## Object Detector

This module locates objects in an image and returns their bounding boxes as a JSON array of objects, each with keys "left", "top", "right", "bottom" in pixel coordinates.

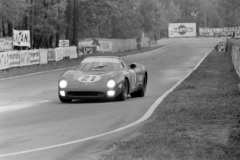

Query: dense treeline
[{"left": 0, "top": 0, "right": 239, "bottom": 48}]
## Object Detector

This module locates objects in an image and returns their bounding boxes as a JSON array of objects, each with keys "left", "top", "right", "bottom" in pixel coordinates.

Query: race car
[{"left": 58, "top": 56, "right": 148, "bottom": 103}]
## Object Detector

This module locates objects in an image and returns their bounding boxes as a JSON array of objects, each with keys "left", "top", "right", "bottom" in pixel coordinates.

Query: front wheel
[
  {"left": 117, "top": 79, "right": 129, "bottom": 101},
  {"left": 59, "top": 95, "right": 72, "bottom": 103}
]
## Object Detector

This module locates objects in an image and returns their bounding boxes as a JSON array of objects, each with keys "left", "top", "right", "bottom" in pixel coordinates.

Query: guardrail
[
  {"left": 0, "top": 46, "right": 77, "bottom": 71},
  {"left": 0, "top": 37, "right": 174, "bottom": 71}
]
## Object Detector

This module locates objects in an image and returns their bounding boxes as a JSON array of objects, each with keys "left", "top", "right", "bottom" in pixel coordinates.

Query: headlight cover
[
  {"left": 107, "top": 79, "right": 116, "bottom": 88},
  {"left": 59, "top": 79, "right": 68, "bottom": 88}
]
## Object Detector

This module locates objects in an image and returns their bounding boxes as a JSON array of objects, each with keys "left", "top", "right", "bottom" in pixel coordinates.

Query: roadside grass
[
  {"left": 104, "top": 50, "right": 240, "bottom": 160},
  {"left": 0, "top": 46, "right": 162, "bottom": 79}
]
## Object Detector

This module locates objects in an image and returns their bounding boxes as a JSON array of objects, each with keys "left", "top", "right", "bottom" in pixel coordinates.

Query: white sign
[
  {"left": 0, "top": 52, "right": 9, "bottom": 70},
  {"left": 84, "top": 46, "right": 93, "bottom": 54},
  {"left": 168, "top": 23, "right": 196, "bottom": 38},
  {"left": 0, "top": 39, "right": 12, "bottom": 52},
  {"left": 8, "top": 51, "right": 20, "bottom": 67},
  {"left": 78, "top": 40, "right": 113, "bottom": 52},
  {"left": 59, "top": 40, "right": 69, "bottom": 47},
  {"left": 98, "top": 41, "right": 112, "bottom": 52},
  {"left": 13, "top": 30, "right": 31, "bottom": 47},
  {"left": 199, "top": 27, "right": 240, "bottom": 38},
  {"left": 55, "top": 48, "right": 63, "bottom": 61},
  {"left": 20, "top": 50, "right": 40, "bottom": 66}
]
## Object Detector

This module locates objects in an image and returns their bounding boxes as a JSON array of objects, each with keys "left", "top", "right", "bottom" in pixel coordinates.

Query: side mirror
[{"left": 129, "top": 63, "right": 137, "bottom": 69}]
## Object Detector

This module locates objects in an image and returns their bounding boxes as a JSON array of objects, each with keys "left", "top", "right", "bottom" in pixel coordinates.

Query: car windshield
[{"left": 77, "top": 58, "right": 123, "bottom": 72}]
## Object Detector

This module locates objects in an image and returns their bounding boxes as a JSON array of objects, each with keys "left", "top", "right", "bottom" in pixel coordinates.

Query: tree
[
  {"left": 139, "top": 0, "right": 164, "bottom": 33},
  {"left": 164, "top": 0, "right": 181, "bottom": 23},
  {"left": 218, "top": 0, "right": 240, "bottom": 27},
  {"left": 108, "top": 0, "right": 142, "bottom": 39},
  {"left": 197, "top": 0, "right": 222, "bottom": 28},
  {"left": 0, "top": 0, "right": 27, "bottom": 37},
  {"left": 31, "top": 0, "right": 67, "bottom": 48}
]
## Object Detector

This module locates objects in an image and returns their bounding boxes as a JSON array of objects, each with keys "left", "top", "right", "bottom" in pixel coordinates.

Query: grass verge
[
  {"left": 0, "top": 46, "right": 162, "bottom": 79},
  {"left": 104, "top": 50, "right": 240, "bottom": 160}
]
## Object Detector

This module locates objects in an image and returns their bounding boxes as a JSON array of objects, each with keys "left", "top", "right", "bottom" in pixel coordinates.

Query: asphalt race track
[{"left": 0, "top": 38, "right": 221, "bottom": 160}]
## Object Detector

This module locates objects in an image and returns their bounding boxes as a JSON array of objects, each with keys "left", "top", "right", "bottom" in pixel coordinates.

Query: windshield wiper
[{"left": 90, "top": 65, "right": 108, "bottom": 70}]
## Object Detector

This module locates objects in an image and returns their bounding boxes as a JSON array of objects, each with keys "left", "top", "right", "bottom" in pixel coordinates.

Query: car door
[{"left": 120, "top": 60, "right": 137, "bottom": 92}]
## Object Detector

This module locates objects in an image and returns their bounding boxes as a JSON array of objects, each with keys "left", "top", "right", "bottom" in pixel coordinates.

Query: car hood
[
  {"left": 62, "top": 70, "right": 116, "bottom": 81},
  {"left": 60, "top": 70, "right": 121, "bottom": 90}
]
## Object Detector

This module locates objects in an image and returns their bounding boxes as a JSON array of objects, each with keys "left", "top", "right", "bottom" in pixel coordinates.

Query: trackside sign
[
  {"left": 168, "top": 23, "right": 196, "bottom": 38},
  {"left": 13, "top": 30, "right": 31, "bottom": 47}
]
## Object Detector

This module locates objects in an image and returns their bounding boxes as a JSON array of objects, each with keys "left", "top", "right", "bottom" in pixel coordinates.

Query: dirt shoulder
[{"left": 103, "top": 50, "right": 240, "bottom": 160}]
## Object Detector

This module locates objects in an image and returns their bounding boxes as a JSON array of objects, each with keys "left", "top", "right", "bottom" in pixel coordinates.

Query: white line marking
[
  {"left": 0, "top": 100, "right": 50, "bottom": 113},
  {"left": 0, "top": 49, "right": 212, "bottom": 158}
]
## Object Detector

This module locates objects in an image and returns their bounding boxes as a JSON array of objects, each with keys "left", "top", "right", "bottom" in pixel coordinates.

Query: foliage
[
  {"left": 0, "top": 0, "right": 27, "bottom": 36},
  {"left": 0, "top": 0, "right": 239, "bottom": 47},
  {"left": 32, "top": 0, "right": 67, "bottom": 48},
  {"left": 218, "top": 0, "right": 240, "bottom": 27},
  {"left": 198, "top": 0, "right": 223, "bottom": 27},
  {"left": 0, "top": 0, "right": 27, "bottom": 25}
]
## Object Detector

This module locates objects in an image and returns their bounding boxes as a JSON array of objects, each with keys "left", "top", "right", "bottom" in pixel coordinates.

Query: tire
[
  {"left": 117, "top": 79, "right": 129, "bottom": 101},
  {"left": 59, "top": 95, "right": 72, "bottom": 103},
  {"left": 131, "top": 76, "right": 147, "bottom": 97}
]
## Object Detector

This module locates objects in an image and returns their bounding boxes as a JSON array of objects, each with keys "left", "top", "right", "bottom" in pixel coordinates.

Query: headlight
[
  {"left": 59, "top": 79, "right": 68, "bottom": 88},
  {"left": 107, "top": 79, "right": 116, "bottom": 88}
]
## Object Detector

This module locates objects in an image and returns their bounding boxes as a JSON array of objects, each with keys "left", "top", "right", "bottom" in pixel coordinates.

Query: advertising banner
[
  {"left": 62, "top": 46, "right": 77, "bottom": 59},
  {"left": 55, "top": 48, "right": 63, "bottom": 61},
  {"left": 98, "top": 41, "right": 112, "bottom": 52},
  {"left": 199, "top": 27, "right": 240, "bottom": 37},
  {"left": 39, "top": 49, "right": 48, "bottom": 64},
  {"left": 8, "top": 51, "right": 20, "bottom": 67},
  {"left": 47, "top": 49, "right": 56, "bottom": 61},
  {"left": 20, "top": 50, "right": 40, "bottom": 66},
  {"left": 0, "top": 52, "right": 9, "bottom": 70},
  {"left": 62, "top": 47, "right": 71, "bottom": 58},
  {"left": 78, "top": 41, "right": 92, "bottom": 48},
  {"left": 20, "top": 50, "right": 31, "bottom": 66},
  {"left": 59, "top": 40, "right": 70, "bottom": 47},
  {"left": 168, "top": 23, "right": 196, "bottom": 38},
  {"left": 78, "top": 40, "right": 112, "bottom": 52},
  {"left": 29, "top": 50, "right": 40, "bottom": 64},
  {"left": 0, "top": 38, "right": 13, "bottom": 52},
  {"left": 84, "top": 46, "right": 93, "bottom": 54},
  {"left": 13, "top": 29, "right": 31, "bottom": 47}
]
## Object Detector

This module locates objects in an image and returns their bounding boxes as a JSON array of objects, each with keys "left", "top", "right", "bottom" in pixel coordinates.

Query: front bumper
[{"left": 58, "top": 86, "right": 123, "bottom": 100}]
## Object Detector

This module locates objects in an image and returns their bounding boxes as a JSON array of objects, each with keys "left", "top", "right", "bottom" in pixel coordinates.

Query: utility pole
[
  {"left": 31, "top": 0, "right": 34, "bottom": 49},
  {"left": 72, "top": 0, "right": 79, "bottom": 46},
  {"left": 204, "top": 9, "right": 207, "bottom": 28},
  {"left": 28, "top": 0, "right": 30, "bottom": 30}
]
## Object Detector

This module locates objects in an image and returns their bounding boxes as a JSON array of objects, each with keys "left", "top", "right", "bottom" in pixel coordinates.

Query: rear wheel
[
  {"left": 117, "top": 79, "right": 129, "bottom": 101},
  {"left": 131, "top": 76, "right": 147, "bottom": 97},
  {"left": 59, "top": 95, "right": 72, "bottom": 103}
]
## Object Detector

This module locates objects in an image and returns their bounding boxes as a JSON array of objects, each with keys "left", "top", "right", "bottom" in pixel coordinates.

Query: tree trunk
[
  {"left": 55, "top": 31, "right": 59, "bottom": 47},
  {"left": 2, "top": 20, "right": 6, "bottom": 37},
  {"left": 66, "top": 0, "right": 73, "bottom": 41},
  {"left": 72, "top": 0, "right": 79, "bottom": 46},
  {"left": 7, "top": 22, "right": 13, "bottom": 37}
]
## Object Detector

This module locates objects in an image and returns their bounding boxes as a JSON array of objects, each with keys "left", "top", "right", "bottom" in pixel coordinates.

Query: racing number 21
[
  {"left": 78, "top": 75, "right": 101, "bottom": 82},
  {"left": 82, "top": 76, "right": 96, "bottom": 82}
]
